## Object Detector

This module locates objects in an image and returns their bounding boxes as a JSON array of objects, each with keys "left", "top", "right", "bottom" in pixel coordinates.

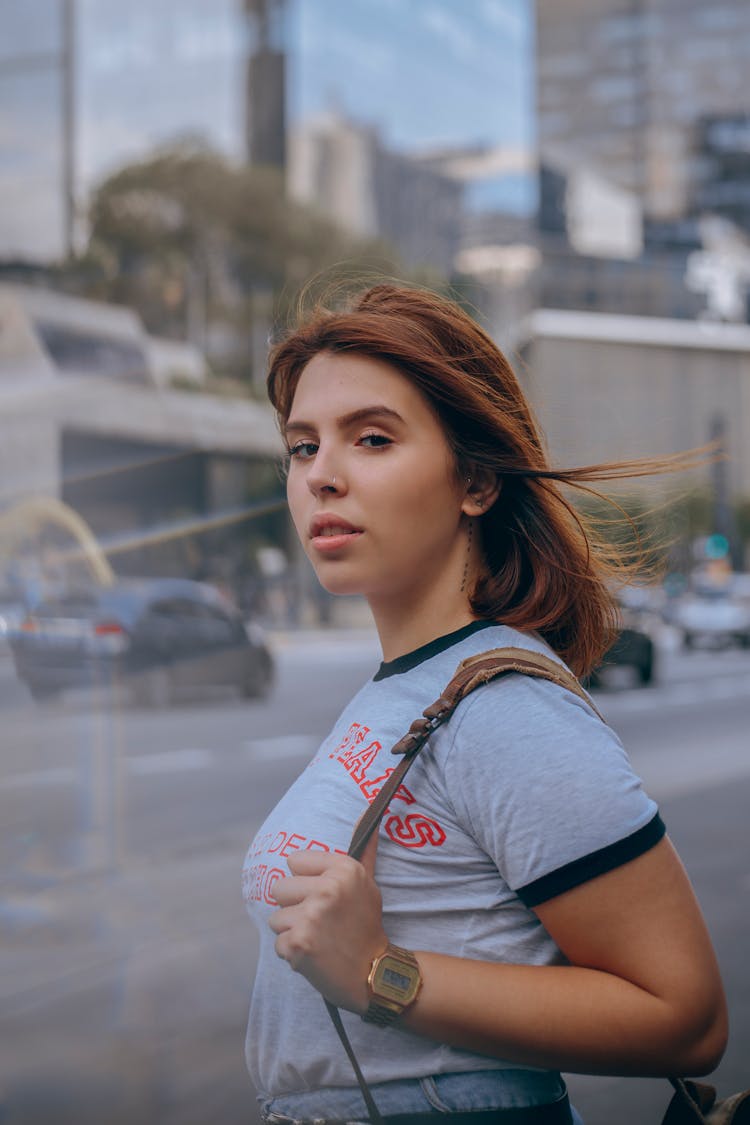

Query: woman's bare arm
[
  {"left": 269, "top": 835, "right": 727, "bottom": 1078},
  {"left": 402, "top": 838, "right": 727, "bottom": 1076}
]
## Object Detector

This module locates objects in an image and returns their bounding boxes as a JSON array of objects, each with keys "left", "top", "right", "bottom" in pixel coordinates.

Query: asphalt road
[{"left": 0, "top": 631, "right": 748, "bottom": 1125}]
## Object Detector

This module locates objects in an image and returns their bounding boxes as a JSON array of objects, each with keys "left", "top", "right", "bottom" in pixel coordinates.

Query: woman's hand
[{"left": 268, "top": 830, "right": 388, "bottom": 1013}]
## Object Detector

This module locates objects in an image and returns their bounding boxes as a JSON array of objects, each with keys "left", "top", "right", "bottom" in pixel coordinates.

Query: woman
[{"left": 242, "top": 284, "right": 727, "bottom": 1125}]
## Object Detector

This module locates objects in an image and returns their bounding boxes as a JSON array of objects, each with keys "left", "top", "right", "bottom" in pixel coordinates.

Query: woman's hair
[{"left": 267, "top": 283, "right": 691, "bottom": 676}]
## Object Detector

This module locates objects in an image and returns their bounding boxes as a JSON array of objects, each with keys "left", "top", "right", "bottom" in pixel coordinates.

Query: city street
[{"left": 1, "top": 629, "right": 748, "bottom": 1125}]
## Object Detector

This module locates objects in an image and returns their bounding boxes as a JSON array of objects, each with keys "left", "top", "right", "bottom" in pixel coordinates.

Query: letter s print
[{"left": 383, "top": 813, "right": 446, "bottom": 849}]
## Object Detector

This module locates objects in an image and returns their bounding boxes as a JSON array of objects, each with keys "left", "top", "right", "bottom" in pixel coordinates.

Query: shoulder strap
[
  {"left": 348, "top": 646, "right": 602, "bottom": 861},
  {"left": 326, "top": 646, "right": 602, "bottom": 1124}
]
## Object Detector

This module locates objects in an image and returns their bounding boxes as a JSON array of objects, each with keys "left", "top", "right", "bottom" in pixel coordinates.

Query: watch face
[
  {"left": 372, "top": 955, "right": 420, "bottom": 1004},
  {"left": 382, "top": 965, "right": 412, "bottom": 991}
]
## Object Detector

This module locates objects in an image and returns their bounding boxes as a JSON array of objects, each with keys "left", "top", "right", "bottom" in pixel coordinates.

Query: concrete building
[
  {"left": 536, "top": 0, "right": 750, "bottom": 225},
  {"left": 244, "top": 0, "right": 287, "bottom": 170},
  {"left": 0, "top": 285, "right": 284, "bottom": 587},
  {"left": 516, "top": 308, "right": 750, "bottom": 502},
  {"left": 535, "top": 0, "right": 750, "bottom": 321},
  {"left": 287, "top": 111, "right": 464, "bottom": 275}
]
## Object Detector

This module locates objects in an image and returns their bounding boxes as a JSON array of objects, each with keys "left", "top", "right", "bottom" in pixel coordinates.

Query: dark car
[
  {"left": 10, "top": 577, "right": 274, "bottom": 706},
  {"left": 585, "top": 624, "right": 656, "bottom": 689}
]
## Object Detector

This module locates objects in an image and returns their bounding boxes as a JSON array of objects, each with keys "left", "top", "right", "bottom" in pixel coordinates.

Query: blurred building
[
  {"left": 244, "top": 0, "right": 287, "bottom": 170},
  {"left": 0, "top": 284, "right": 282, "bottom": 579},
  {"left": 535, "top": 0, "right": 750, "bottom": 321},
  {"left": 288, "top": 110, "right": 464, "bottom": 275},
  {"left": 517, "top": 308, "right": 750, "bottom": 502}
]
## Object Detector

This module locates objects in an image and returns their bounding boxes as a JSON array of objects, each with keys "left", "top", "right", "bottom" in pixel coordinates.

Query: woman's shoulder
[
  {"left": 445, "top": 623, "right": 576, "bottom": 693},
  {"left": 437, "top": 625, "right": 614, "bottom": 762}
]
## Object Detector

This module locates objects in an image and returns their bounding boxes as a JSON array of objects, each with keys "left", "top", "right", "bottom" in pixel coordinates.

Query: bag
[
  {"left": 663, "top": 1079, "right": 750, "bottom": 1124},
  {"left": 322, "top": 646, "right": 748, "bottom": 1125}
]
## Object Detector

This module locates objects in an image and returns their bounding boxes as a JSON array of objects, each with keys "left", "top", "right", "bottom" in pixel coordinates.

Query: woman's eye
[
  {"left": 359, "top": 432, "right": 392, "bottom": 449},
  {"left": 288, "top": 441, "right": 318, "bottom": 460}
]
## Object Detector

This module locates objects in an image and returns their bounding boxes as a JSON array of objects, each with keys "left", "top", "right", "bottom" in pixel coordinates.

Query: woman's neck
[{"left": 369, "top": 586, "right": 479, "bottom": 663}]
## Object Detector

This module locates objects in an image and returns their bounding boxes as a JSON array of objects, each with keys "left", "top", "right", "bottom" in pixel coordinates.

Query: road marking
[
  {"left": 128, "top": 749, "right": 214, "bottom": 774},
  {"left": 0, "top": 749, "right": 215, "bottom": 790},
  {"left": 242, "top": 734, "right": 319, "bottom": 761},
  {"left": 0, "top": 766, "right": 77, "bottom": 791}
]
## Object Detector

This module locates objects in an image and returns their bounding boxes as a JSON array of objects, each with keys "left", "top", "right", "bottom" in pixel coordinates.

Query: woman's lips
[
  {"left": 310, "top": 528, "right": 363, "bottom": 553},
  {"left": 308, "top": 514, "right": 363, "bottom": 553}
]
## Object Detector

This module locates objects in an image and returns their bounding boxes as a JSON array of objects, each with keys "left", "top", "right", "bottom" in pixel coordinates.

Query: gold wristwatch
[{"left": 362, "top": 943, "right": 422, "bottom": 1027}]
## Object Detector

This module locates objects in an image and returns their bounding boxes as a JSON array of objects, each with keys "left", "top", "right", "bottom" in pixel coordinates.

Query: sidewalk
[{"left": 1, "top": 836, "right": 262, "bottom": 1125}]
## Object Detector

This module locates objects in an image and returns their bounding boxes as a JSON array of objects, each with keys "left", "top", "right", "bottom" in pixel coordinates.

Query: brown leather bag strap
[{"left": 348, "top": 646, "right": 602, "bottom": 860}]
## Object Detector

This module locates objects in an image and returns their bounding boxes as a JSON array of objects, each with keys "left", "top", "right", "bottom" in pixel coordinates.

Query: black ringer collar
[{"left": 373, "top": 620, "right": 498, "bottom": 681}]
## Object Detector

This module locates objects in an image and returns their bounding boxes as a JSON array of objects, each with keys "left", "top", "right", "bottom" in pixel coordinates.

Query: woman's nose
[{"left": 306, "top": 457, "right": 344, "bottom": 498}]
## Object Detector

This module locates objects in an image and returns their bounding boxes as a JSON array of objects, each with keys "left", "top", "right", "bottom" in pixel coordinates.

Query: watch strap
[{"left": 363, "top": 996, "right": 403, "bottom": 1026}]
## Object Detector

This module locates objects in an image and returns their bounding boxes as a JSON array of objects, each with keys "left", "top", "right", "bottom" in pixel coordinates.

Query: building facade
[
  {"left": 244, "top": 0, "right": 287, "bottom": 170},
  {"left": 536, "top": 0, "right": 750, "bottom": 225},
  {"left": 287, "top": 111, "right": 464, "bottom": 275},
  {"left": 535, "top": 0, "right": 750, "bottom": 320},
  {"left": 517, "top": 308, "right": 750, "bottom": 503}
]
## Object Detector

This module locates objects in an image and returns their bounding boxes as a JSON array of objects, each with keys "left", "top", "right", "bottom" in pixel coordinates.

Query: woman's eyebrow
[{"left": 284, "top": 405, "right": 406, "bottom": 436}]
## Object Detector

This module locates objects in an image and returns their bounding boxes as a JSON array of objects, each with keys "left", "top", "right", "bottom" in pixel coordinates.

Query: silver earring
[{"left": 331, "top": 476, "right": 336, "bottom": 486}]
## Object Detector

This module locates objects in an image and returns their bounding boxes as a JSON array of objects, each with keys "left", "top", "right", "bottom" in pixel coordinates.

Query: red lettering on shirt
[
  {"left": 383, "top": 813, "right": 447, "bottom": 849},
  {"left": 344, "top": 741, "right": 382, "bottom": 784},
  {"left": 330, "top": 722, "right": 370, "bottom": 760},
  {"left": 279, "top": 832, "right": 306, "bottom": 858},
  {"left": 263, "top": 867, "right": 285, "bottom": 904},
  {"left": 360, "top": 767, "right": 415, "bottom": 805},
  {"left": 243, "top": 862, "right": 286, "bottom": 903},
  {"left": 267, "top": 831, "right": 287, "bottom": 854},
  {"left": 246, "top": 711, "right": 449, "bottom": 879}
]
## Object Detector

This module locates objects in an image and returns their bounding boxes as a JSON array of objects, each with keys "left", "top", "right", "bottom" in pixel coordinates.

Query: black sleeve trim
[{"left": 516, "top": 812, "right": 666, "bottom": 908}]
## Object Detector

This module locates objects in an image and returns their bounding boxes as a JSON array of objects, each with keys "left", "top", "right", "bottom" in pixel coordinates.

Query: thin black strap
[
  {"left": 325, "top": 647, "right": 601, "bottom": 1122},
  {"left": 324, "top": 999, "right": 386, "bottom": 1125}
]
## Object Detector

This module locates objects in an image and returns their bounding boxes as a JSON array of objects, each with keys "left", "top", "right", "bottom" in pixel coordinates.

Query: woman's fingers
[
  {"left": 286, "top": 850, "right": 342, "bottom": 877},
  {"left": 270, "top": 873, "right": 327, "bottom": 908},
  {"left": 264, "top": 843, "right": 387, "bottom": 1011},
  {"left": 267, "top": 903, "right": 298, "bottom": 934},
  {"left": 272, "top": 850, "right": 377, "bottom": 908}
]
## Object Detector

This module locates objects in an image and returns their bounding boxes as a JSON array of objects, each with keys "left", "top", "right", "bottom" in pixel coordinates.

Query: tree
[{"left": 70, "top": 140, "right": 401, "bottom": 382}]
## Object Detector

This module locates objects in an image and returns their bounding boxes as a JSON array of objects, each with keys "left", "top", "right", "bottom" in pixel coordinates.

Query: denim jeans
[{"left": 260, "top": 1069, "right": 584, "bottom": 1124}]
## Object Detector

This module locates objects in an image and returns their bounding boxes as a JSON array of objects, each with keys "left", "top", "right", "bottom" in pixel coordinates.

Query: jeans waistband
[{"left": 263, "top": 1091, "right": 574, "bottom": 1125}]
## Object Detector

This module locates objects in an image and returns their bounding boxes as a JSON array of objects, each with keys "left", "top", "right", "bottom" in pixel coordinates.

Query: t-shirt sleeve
[{"left": 442, "top": 672, "right": 665, "bottom": 907}]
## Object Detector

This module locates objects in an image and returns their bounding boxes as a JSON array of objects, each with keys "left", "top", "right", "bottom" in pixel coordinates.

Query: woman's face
[{"left": 284, "top": 351, "right": 469, "bottom": 604}]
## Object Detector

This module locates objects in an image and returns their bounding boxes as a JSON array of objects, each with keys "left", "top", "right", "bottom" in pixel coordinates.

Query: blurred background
[{"left": 0, "top": 2, "right": 748, "bottom": 1123}]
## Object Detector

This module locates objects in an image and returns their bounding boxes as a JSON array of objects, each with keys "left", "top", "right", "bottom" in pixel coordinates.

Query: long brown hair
[{"left": 267, "top": 283, "right": 691, "bottom": 676}]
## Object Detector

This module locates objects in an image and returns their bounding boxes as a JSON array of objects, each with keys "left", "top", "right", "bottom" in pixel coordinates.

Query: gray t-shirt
[{"left": 243, "top": 622, "right": 663, "bottom": 1097}]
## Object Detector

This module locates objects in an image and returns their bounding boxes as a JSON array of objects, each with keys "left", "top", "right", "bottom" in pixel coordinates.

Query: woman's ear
[{"left": 461, "top": 467, "right": 501, "bottom": 516}]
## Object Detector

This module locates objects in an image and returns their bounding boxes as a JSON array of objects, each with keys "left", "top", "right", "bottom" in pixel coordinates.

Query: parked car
[
  {"left": 9, "top": 577, "right": 274, "bottom": 705},
  {"left": 0, "top": 592, "right": 26, "bottom": 664},
  {"left": 0, "top": 592, "right": 26, "bottom": 638},
  {"left": 669, "top": 588, "right": 750, "bottom": 650},
  {"left": 585, "top": 622, "right": 656, "bottom": 689}
]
